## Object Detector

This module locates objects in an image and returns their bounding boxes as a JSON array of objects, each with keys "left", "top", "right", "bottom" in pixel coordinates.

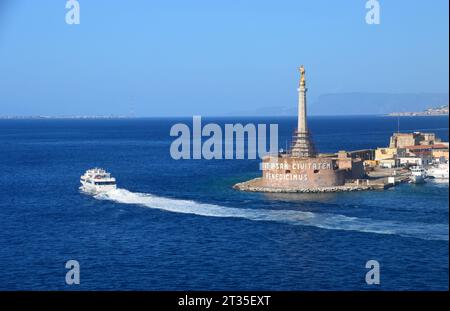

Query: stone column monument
[{"left": 291, "top": 65, "right": 316, "bottom": 158}]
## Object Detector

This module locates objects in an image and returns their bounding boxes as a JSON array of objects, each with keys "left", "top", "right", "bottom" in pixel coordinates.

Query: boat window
[{"left": 94, "top": 181, "right": 116, "bottom": 185}]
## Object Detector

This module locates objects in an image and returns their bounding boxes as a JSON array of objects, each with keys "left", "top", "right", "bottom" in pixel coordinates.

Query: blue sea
[{"left": 0, "top": 116, "right": 448, "bottom": 290}]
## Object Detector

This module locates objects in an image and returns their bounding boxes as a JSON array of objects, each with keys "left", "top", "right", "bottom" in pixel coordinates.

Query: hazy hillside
[
  {"left": 230, "top": 92, "right": 449, "bottom": 116},
  {"left": 309, "top": 93, "right": 450, "bottom": 115}
]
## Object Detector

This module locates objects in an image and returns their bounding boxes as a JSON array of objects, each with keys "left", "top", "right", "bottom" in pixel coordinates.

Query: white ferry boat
[
  {"left": 409, "top": 166, "right": 426, "bottom": 184},
  {"left": 427, "top": 162, "right": 449, "bottom": 180},
  {"left": 80, "top": 168, "right": 116, "bottom": 194}
]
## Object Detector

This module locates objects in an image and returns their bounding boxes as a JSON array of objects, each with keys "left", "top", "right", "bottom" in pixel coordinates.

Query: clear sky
[{"left": 0, "top": 0, "right": 448, "bottom": 116}]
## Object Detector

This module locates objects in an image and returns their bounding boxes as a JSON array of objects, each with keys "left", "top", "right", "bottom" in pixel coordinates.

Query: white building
[{"left": 398, "top": 156, "right": 432, "bottom": 167}]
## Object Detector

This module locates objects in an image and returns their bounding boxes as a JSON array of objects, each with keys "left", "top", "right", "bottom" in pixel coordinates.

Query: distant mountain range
[
  {"left": 2, "top": 93, "right": 448, "bottom": 118},
  {"left": 232, "top": 92, "right": 449, "bottom": 116},
  {"left": 310, "top": 92, "right": 449, "bottom": 115}
]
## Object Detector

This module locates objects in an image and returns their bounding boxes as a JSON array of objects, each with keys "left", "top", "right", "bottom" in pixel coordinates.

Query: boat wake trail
[{"left": 95, "top": 189, "right": 449, "bottom": 241}]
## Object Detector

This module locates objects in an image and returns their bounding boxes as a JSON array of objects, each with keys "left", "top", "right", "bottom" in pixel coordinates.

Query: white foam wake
[{"left": 95, "top": 189, "right": 449, "bottom": 241}]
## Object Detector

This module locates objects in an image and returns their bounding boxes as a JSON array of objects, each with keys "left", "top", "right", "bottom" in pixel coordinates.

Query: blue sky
[{"left": 0, "top": 0, "right": 448, "bottom": 116}]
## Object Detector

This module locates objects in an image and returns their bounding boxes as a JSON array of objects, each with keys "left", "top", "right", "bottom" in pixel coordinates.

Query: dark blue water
[{"left": 0, "top": 116, "right": 448, "bottom": 290}]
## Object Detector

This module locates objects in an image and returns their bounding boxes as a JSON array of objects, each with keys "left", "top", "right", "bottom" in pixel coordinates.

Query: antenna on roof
[{"left": 397, "top": 116, "right": 400, "bottom": 133}]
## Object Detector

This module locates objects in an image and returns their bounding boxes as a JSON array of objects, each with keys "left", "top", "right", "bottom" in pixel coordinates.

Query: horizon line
[{"left": 0, "top": 114, "right": 449, "bottom": 119}]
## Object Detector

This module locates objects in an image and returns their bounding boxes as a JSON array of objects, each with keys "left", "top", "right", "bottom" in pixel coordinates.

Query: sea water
[{"left": 0, "top": 116, "right": 448, "bottom": 290}]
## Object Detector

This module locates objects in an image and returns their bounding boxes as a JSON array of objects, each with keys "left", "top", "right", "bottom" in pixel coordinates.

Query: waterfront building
[
  {"left": 376, "top": 134, "right": 448, "bottom": 168},
  {"left": 378, "top": 158, "right": 398, "bottom": 169},
  {"left": 398, "top": 156, "right": 432, "bottom": 167},
  {"left": 432, "top": 147, "right": 449, "bottom": 161},
  {"left": 389, "top": 132, "right": 442, "bottom": 149},
  {"left": 375, "top": 147, "right": 400, "bottom": 161}
]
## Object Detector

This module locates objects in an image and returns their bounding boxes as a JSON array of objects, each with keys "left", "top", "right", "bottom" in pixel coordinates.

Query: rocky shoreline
[{"left": 233, "top": 178, "right": 383, "bottom": 193}]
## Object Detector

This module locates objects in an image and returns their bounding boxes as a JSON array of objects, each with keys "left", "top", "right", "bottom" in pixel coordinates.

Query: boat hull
[
  {"left": 410, "top": 175, "right": 426, "bottom": 184},
  {"left": 427, "top": 171, "right": 449, "bottom": 180}
]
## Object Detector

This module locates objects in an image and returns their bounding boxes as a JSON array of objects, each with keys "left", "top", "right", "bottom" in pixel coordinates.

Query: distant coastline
[
  {"left": 1, "top": 111, "right": 449, "bottom": 120},
  {"left": 387, "top": 105, "right": 449, "bottom": 117},
  {"left": 0, "top": 115, "right": 132, "bottom": 120}
]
